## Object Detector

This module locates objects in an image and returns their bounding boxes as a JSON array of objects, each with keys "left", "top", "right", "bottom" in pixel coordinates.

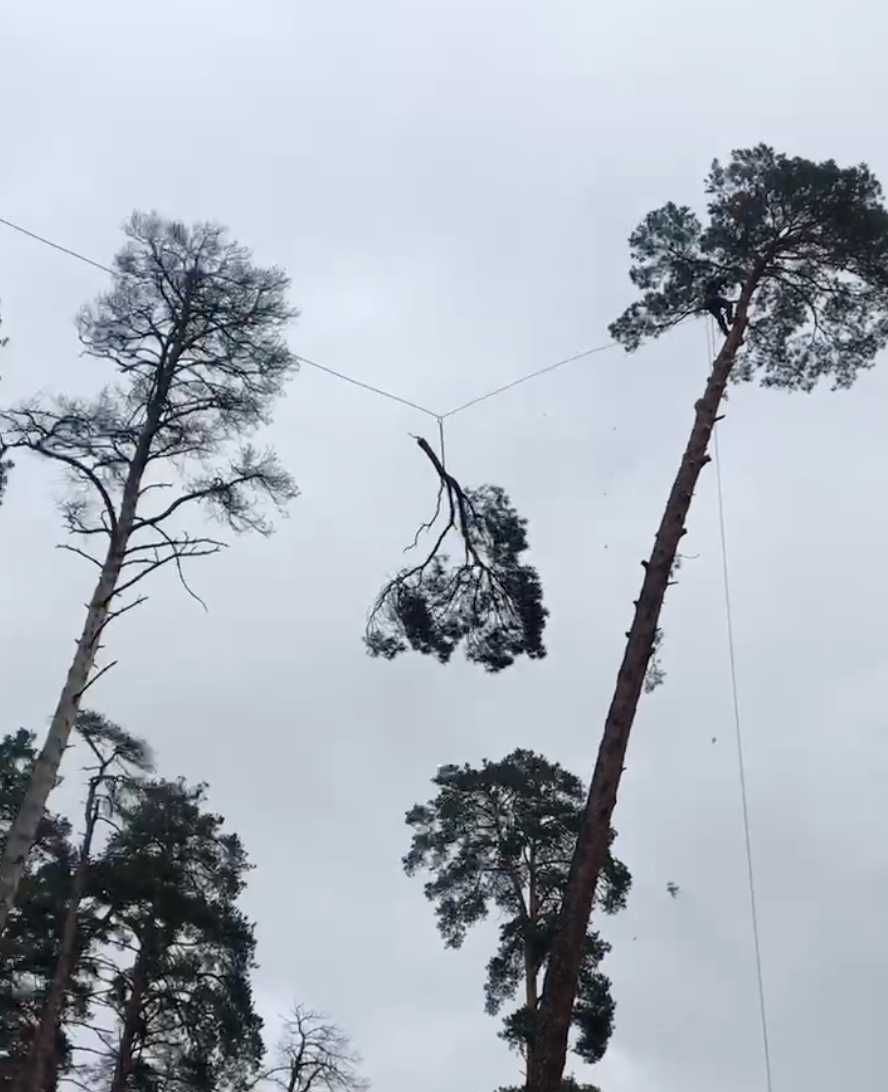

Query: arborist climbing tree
[
  {"left": 702, "top": 276, "right": 736, "bottom": 336},
  {"left": 526, "top": 144, "right": 888, "bottom": 1092}
]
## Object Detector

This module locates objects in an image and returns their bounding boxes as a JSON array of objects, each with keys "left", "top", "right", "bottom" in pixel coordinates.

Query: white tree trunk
[
  {"left": 0, "top": 351, "right": 171, "bottom": 933},
  {"left": 0, "top": 556, "right": 121, "bottom": 931}
]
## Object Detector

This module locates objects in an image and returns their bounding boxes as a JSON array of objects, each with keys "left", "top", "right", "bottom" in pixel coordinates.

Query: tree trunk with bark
[
  {"left": 16, "top": 781, "right": 101, "bottom": 1092},
  {"left": 0, "top": 564, "right": 119, "bottom": 932},
  {"left": 0, "top": 364, "right": 175, "bottom": 932},
  {"left": 109, "top": 927, "right": 153, "bottom": 1092},
  {"left": 524, "top": 861, "right": 539, "bottom": 1090},
  {"left": 527, "top": 275, "right": 760, "bottom": 1092},
  {"left": 524, "top": 941, "right": 539, "bottom": 1091},
  {"left": 0, "top": 228, "right": 297, "bottom": 934}
]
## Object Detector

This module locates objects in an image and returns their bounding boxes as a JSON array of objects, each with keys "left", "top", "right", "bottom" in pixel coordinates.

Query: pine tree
[
  {"left": 85, "top": 779, "right": 263, "bottom": 1092},
  {"left": 0, "top": 213, "right": 298, "bottom": 929},
  {"left": 0, "top": 731, "right": 77, "bottom": 1088},
  {"left": 529, "top": 145, "right": 888, "bottom": 1092},
  {"left": 404, "top": 750, "right": 630, "bottom": 1088},
  {"left": 18, "top": 713, "right": 152, "bottom": 1092}
]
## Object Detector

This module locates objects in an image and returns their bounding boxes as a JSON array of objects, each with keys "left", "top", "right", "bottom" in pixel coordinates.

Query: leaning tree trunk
[
  {"left": 0, "top": 372, "right": 172, "bottom": 932},
  {"left": 527, "top": 276, "right": 760, "bottom": 1092},
  {"left": 17, "top": 784, "right": 101, "bottom": 1092},
  {"left": 0, "top": 554, "right": 122, "bottom": 933}
]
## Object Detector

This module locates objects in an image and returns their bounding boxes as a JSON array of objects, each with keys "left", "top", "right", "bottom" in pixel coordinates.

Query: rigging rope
[
  {"left": 0, "top": 213, "right": 616, "bottom": 423},
  {"left": 437, "top": 417, "right": 446, "bottom": 469},
  {"left": 292, "top": 352, "right": 440, "bottom": 418},
  {"left": 707, "top": 318, "right": 775, "bottom": 1092},
  {"left": 440, "top": 343, "right": 617, "bottom": 418}
]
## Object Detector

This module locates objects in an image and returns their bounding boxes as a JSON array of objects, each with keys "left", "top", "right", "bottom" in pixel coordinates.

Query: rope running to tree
[
  {"left": 707, "top": 316, "right": 774, "bottom": 1092},
  {"left": 0, "top": 214, "right": 618, "bottom": 423}
]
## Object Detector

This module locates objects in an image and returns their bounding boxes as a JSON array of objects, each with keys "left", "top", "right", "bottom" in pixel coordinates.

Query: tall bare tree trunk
[
  {"left": 17, "top": 783, "right": 100, "bottom": 1092},
  {"left": 524, "top": 941, "right": 539, "bottom": 1092},
  {"left": 109, "top": 932, "right": 152, "bottom": 1092},
  {"left": 524, "top": 863, "right": 539, "bottom": 1091},
  {"left": 0, "top": 560, "right": 120, "bottom": 932},
  {"left": 527, "top": 280, "right": 759, "bottom": 1092},
  {"left": 0, "top": 362, "right": 176, "bottom": 933}
]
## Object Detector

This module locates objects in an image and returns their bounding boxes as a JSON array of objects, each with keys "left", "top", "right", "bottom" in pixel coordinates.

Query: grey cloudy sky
[{"left": 2, "top": 1, "right": 887, "bottom": 1089}]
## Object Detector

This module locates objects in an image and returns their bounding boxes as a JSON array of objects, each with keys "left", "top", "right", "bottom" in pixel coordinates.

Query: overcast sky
[{"left": 3, "top": 2, "right": 888, "bottom": 1090}]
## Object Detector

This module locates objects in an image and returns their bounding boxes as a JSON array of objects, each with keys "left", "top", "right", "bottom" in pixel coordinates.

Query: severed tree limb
[{"left": 365, "top": 436, "right": 547, "bottom": 672}]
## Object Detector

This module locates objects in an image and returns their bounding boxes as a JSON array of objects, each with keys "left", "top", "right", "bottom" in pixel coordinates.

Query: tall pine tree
[
  {"left": 18, "top": 713, "right": 152, "bottom": 1092},
  {"left": 0, "top": 213, "right": 298, "bottom": 929},
  {"left": 404, "top": 750, "right": 630, "bottom": 1089},
  {"left": 0, "top": 731, "right": 79, "bottom": 1088},
  {"left": 530, "top": 145, "right": 888, "bottom": 1092},
  {"left": 86, "top": 779, "right": 263, "bottom": 1092}
]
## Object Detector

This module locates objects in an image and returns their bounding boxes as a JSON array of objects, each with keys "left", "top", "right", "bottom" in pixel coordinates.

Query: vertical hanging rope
[
  {"left": 707, "top": 319, "right": 775, "bottom": 1092},
  {"left": 437, "top": 416, "right": 446, "bottom": 470}
]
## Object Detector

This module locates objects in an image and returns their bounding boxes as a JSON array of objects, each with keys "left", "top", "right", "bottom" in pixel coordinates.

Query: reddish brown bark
[
  {"left": 109, "top": 925, "right": 153, "bottom": 1092},
  {"left": 527, "top": 277, "right": 760, "bottom": 1092}
]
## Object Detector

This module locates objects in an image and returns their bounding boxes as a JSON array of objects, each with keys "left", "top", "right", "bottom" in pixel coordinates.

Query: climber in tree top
[
  {"left": 670, "top": 255, "right": 738, "bottom": 338},
  {"left": 702, "top": 275, "right": 736, "bottom": 336}
]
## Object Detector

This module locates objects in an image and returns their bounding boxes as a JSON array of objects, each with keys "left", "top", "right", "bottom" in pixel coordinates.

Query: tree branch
[
  {"left": 0, "top": 409, "right": 120, "bottom": 534},
  {"left": 56, "top": 543, "right": 104, "bottom": 568},
  {"left": 74, "top": 660, "right": 118, "bottom": 700}
]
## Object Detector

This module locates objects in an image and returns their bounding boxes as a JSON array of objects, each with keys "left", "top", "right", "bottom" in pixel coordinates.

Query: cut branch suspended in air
[{"left": 365, "top": 436, "right": 547, "bottom": 672}]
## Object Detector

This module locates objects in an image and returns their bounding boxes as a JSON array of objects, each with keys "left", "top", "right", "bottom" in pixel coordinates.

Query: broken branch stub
[{"left": 365, "top": 437, "right": 548, "bottom": 672}]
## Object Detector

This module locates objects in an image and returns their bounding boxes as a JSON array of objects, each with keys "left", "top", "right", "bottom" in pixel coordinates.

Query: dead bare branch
[
  {"left": 252, "top": 1005, "right": 369, "bottom": 1092},
  {"left": 74, "top": 660, "right": 118, "bottom": 700},
  {"left": 109, "top": 536, "right": 226, "bottom": 600},
  {"left": 56, "top": 543, "right": 104, "bottom": 568}
]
